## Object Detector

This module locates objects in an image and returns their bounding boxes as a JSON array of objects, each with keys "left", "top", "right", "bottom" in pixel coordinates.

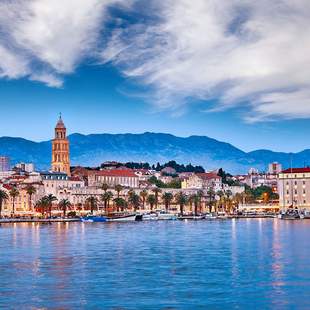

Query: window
[
  {"left": 304, "top": 200, "right": 306, "bottom": 204},
  {"left": 303, "top": 189, "right": 306, "bottom": 194},
  {"left": 303, "top": 181, "right": 306, "bottom": 185},
  {"left": 287, "top": 190, "right": 289, "bottom": 195},
  {"left": 294, "top": 181, "right": 297, "bottom": 185},
  {"left": 295, "top": 190, "right": 297, "bottom": 195}
]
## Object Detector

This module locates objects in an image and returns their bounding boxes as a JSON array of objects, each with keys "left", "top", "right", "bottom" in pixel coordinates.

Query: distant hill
[{"left": 0, "top": 132, "right": 308, "bottom": 174}]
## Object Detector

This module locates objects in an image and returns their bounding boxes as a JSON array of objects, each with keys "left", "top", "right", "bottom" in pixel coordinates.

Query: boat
[
  {"left": 178, "top": 214, "right": 205, "bottom": 220},
  {"left": 157, "top": 212, "right": 177, "bottom": 221},
  {"left": 205, "top": 213, "right": 217, "bottom": 220},
  {"left": 142, "top": 213, "right": 159, "bottom": 221},
  {"left": 217, "top": 211, "right": 228, "bottom": 219},
  {"left": 278, "top": 207, "right": 303, "bottom": 220},
  {"left": 108, "top": 214, "right": 143, "bottom": 222},
  {"left": 80, "top": 216, "right": 107, "bottom": 223}
]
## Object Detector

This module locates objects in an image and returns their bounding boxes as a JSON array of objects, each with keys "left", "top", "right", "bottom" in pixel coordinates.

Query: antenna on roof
[{"left": 59, "top": 112, "right": 62, "bottom": 120}]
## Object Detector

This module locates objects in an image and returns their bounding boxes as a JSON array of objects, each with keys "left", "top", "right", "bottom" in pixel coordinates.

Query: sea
[{"left": 0, "top": 219, "right": 310, "bottom": 309}]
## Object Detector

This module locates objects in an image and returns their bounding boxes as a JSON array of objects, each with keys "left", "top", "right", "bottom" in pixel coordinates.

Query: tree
[
  {"left": 147, "top": 194, "right": 156, "bottom": 211},
  {"left": 206, "top": 188, "right": 215, "bottom": 213},
  {"left": 140, "top": 190, "right": 148, "bottom": 208},
  {"left": 101, "top": 183, "right": 109, "bottom": 193},
  {"left": 152, "top": 188, "right": 162, "bottom": 208},
  {"left": 44, "top": 194, "right": 58, "bottom": 217},
  {"left": 115, "top": 184, "right": 123, "bottom": 198},
  {"left": 85, "top": 196, "right": 98, "bottom": 214},
  {"left": 9, "top": 187, "right": 19, "bottom": 216},
  {"left": 0, "top": 189, "right": 9, "bottom": 218},
  {"left": 162, "top": 192, "right": 173, "bottom": 212},
  {"left": 128, "top": 192, "right": 140, "bottom": 211},
  {"left": 58, "top": 199, "right": 71, "bottom": 217},
  {"left": 175, "top": 192, "right": 187, "bottom": 216},
  {"left": 35, "top": 198, "right": 48, "bottom": 217},
  {"left": 190, "top": 194, "right": 201, "bottom": 216},
  {"left": 26, "top": 185, "right": 36, "bottom": 212},
  {"left": 113, "top": 197, "right": 127, "bottom": 212},
  {"left": 101, "top": 191, "right": 113, "bottom": 213}
]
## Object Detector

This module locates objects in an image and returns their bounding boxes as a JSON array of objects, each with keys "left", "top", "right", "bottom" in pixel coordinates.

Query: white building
[
  {"left": 182, "top": 173, "right": 222, "bottom": 192},
  {"left": 41, "top": 172, "right": 84, "bottom": 197},
  {"left": 278, "top": 168, "right": 310, "bottom": 209},
  {"left": 88, "top": 169, "right": 139, "bottom": 188},
  {"left": 15, "top": 163, "right": 35, "bottom": 173}
]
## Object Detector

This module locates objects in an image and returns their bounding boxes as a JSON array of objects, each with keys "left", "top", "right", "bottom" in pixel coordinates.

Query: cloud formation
[
  {"left": 1, "top": 0, "right": 310, "bottom": 122},
  {"left": 102, "top": 0, "right": 310, "bottom": 121},
  {"left": 0, "top": 0, "right": 126, "bottom": 86}
]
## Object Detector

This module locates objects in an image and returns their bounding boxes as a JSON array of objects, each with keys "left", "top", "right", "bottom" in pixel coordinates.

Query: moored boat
[
  {"left": 178, "top": 215, "right": 205, "bottom": 220},
  {"left": 142, "top": 213, "right": 159, "bottom": 221},
  {"left": 108, "top": 214, "right": 143, "bottom": 222},
  {"left": 80, "top": 216, "right": 107, "bottom": 223},
  {"left": 157, "top": 212, "right": 177, "bottom": 221},
  {"left": 278, "top": 207, "right": 303, "bottom": 220}
]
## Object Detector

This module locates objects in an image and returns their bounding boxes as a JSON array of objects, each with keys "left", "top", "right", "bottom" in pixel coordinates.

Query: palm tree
[
  {"left": 190, "top": 194, "right": 201, "bottom": 216},
  {"left": 162, "top": 192, "right": 173, "bottom": 212},
  {"left": 58, "top": 199, "right": 71, "bottom": 217},
  {"left": 206, "top": 188, "right": 215, "bottom": 213},
  {"left": 44, "top": 194, "right": 58, "bottom": 217},
  {"left": 197, "top": 190, "right": 204, "bottom": 214},
  {"left": 101, "top": 183, "right": 109, "bottom": 193},
  {"left": 115, "top": 184, "right": 123, "bottom": 198},
  {"left": 175, "top": 192, "right": 187, "bottom": 216},
  {"left": 216, "top": 190, "right": 225, "bottom": 213},
  {"left": 113, "top": 197, "right": 127, "bottom": 212},
  {"left": 9, "top": 187, "right": 19, "bottom": 216},
  {"left": 101, "top": 191, "right": 113, "bottom": 213},
  {"left": 140, "top": 190, "right": 148, "bottom": 209},
  {"left": 128, "top": 192, "right": 140, "bottom": 211},
  {"left": 35, "top": 198, "right": 48, "bottom": 217},
  {"left": 152, "top": 188, "right": 162, "bottom": 208},
  {"left": 147, "top": 194, "right": 156, "bottom": 211},
  {"left": 0, "top": 189, "right": 9, "bottom": 218},
  {"left": 85, "top": 196, "right": 98, "bottom": 214},
  {"left": 26, "top": 185, "right": 36, "bottom": 212}
]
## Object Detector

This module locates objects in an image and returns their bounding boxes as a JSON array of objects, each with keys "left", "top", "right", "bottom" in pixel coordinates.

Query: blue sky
[{"left": 0, "top": 0, "right": 310, "bottom": 153}]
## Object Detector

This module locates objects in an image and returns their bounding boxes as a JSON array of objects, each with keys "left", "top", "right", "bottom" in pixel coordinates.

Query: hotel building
[{"left": 278, "top": 168, "right": 310, "bottom": 209}]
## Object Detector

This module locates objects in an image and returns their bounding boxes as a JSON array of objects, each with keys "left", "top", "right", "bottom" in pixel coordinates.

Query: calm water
[{"left": 1, "top": 219, "right": 310, "bottom": 309}]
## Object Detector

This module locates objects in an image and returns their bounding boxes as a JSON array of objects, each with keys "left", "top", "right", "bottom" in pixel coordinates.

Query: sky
[{"left": 0, "top": 0, "right": 310, "bottom": 153}]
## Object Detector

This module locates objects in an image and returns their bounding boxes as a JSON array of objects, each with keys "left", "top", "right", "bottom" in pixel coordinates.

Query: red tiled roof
[
  {"left": 3, "top": 184, "right": 13, "bottom": 190},
  {"left": 94, "top": 169, "right": 137, "bottom": 177},
  {"left": 196, "top": 173, "right": 221, "bottom": 180},
  {"left": 281, "top": 168, "right": 310, "bottom": 173}
]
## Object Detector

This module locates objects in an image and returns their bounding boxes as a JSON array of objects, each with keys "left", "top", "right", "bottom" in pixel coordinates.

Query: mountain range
[{"left": 0, "top": 132, "right": 308, "bottom": 174}]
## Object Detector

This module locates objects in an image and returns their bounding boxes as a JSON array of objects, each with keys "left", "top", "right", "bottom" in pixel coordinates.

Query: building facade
[
  {"left": 278, "top": 168, "right": 310, "bottom": 209},
  {"left": 88, "top": 169, "right": 139, "bottom": 188},
  {"left": 51, "top": 116, "right": 70, "bottom": 176},
  {"left": 0, "top": 156, "right": 10, "bottom": 172},
  {"left": 181, "top": 173, "right": 222, "bottom": 191}
]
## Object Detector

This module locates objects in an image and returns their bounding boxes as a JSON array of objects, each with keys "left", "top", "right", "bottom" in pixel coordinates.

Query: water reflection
[{"left": 1, "top": 220, "right": 310, "bottom": 308}]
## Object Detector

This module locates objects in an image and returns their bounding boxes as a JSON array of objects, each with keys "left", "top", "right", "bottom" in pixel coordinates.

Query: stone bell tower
[{"left": 51, "top": 114, "right": 71, "bottom": 176}]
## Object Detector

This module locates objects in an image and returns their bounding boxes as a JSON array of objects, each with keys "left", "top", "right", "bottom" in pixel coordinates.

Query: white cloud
[
  {"left": 0, "top": 0, "right": 128, "bottom": 86},
  {"left": 1, "top": 0, "right": 310, "bottom": 122},
  {"left": 102, "top": 0, "right": 310, "bottom": 121}
]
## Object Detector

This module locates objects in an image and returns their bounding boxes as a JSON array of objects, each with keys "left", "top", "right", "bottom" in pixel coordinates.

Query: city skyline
[{"left": 1, "top": 1, "right": 310, "bottom": 153}]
